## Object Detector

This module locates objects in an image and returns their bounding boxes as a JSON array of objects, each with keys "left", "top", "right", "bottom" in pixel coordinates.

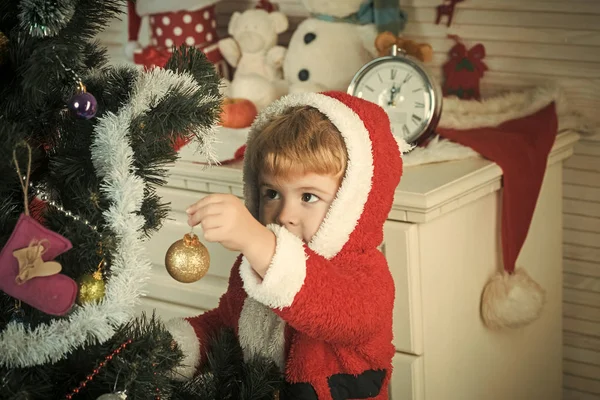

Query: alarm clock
[{"left": 347, "top": 44, "right": 442, "bottom": 147}]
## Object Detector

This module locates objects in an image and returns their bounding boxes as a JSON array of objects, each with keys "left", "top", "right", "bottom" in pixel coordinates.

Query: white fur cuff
[
  {"left": 239, "top": 224, "right": 307, "bottom": 309},
  {"left": 165, "top": 318, "right": 201, "bottom": 380}
]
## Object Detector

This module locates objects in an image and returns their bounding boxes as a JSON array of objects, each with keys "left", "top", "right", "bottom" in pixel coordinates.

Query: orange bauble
[{"left": 220, "top": 98, "right": 258, "bottom": 129}]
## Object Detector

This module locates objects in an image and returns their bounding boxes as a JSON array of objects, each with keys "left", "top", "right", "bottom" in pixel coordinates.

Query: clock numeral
[
  {"left": 402, "top": 124, "right": 410, "bottom": 137},
  {"left": 365, "top": 85, "right": 375, "bottom": 92},
  {"left": 411, "top": 114, "right": 422, "bottom": 125},
  {"left": 412, "top": 88, "right": 423, "bottom": 93},
  {"left": 377, "top": 72, "right": 383, "bottom": 83},
  {"left": 391, "top": 69, "right": 398, "bottom": 80},
  {"left": 415, "top": 102, "right": 425, "bottom": 108},
  {"left": 403, "top": 74, "right": 413, "bottom": 84}
]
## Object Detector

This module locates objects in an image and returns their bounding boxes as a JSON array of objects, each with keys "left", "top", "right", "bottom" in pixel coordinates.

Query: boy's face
[{"left": 258, "top": 171, "right": 340, "bottom": 243}]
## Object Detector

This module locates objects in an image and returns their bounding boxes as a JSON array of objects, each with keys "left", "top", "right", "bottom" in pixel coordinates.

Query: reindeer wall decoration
[{"left": 435, "top": 0, "right": 465, "bottom": 27}]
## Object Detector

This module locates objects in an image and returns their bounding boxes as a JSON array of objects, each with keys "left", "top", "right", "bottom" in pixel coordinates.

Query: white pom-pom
[
  {"left": 481, "top": 268, "right": 546, "bottom": 330},
  {"left": 124, "top": 40, "right": 141, "bottom": 60}
]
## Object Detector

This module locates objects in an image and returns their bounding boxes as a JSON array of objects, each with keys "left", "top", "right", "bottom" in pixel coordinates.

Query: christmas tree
[{"left": 0, "top": 1, "right": 281, "bottom": 399}]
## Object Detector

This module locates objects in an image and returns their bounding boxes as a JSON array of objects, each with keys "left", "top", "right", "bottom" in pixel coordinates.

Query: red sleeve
[
  {"left": 167, "top": 256, "right": 245, "bottom": 378},
  {"left": 238, "top": 226, "right": 394, "bottom": 345}
]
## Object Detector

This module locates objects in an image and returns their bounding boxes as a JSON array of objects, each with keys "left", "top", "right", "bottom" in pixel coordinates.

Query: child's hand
[
  {"left": 186, "top": 194, "right": 260, "bottom": 253},
  {"left": 186, "top": 194, "right": 276, "bottom": 278}
]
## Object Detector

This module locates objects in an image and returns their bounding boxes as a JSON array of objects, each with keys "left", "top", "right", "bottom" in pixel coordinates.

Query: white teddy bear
[
  {"left": 219, "top": 8, "right": 289, "bottom": 110},
  {"left": 283, "top": 0, "right": 407, "bottom": 94}
]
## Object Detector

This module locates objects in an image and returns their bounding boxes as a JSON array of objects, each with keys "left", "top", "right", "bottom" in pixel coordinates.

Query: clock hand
[
  {"left": 394, "top": 81, "right": 405, "bottom": 100},
  {"left": 388, "top": 84, "right": 397, "bottom": 106}
]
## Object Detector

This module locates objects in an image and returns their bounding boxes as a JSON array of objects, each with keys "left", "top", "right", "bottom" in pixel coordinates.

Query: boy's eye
[
  {"left": 264, "top": 189, "right": 279, "bottom": 199},
  {"left": 302, "top": 193, "right": 319, "bottom": 203}
]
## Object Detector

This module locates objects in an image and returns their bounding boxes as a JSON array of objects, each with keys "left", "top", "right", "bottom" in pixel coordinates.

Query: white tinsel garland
[{"left": 0, "top": 68, "right": 218, "bottom": 367}]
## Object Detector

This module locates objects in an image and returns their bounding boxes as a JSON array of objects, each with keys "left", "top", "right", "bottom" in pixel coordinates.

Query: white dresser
[{"left": 137, "top": 131, "right": 578, "bottom": 400}]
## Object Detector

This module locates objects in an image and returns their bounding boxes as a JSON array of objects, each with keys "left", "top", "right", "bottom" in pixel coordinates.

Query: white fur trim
[
  {"left": 238, "top": 298, "right": 286, "bottom": 370},
  {"left": 481, "top": 269, "right": 546, "bottom": 330},
  {"left": 165, "top": 318, "right": 201, "bottom": 380},
  {"left": 0, "top": 68, "right": 218, "bottom": 367},
  {"left": 244, "top": 92, "right": 374, "bottom": 259},
  {"left": 239, "top": 224, "right": 307, "bottom": 309},
  {"left": 439, "top": 84, "right": 564, "bottom": 130},
  {"left": 403, "top": 135, "right": 477, "bottom": 167},
  {"left": 124, "top": 41, "right": 141, "bottom": 60},
  {"left": 395, "top": 136, "right": 414, "bottom": 155}
]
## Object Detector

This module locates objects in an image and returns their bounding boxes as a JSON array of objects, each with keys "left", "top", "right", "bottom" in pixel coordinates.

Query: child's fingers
[
  {"left": 187, "top": 203, "right": 225, "bottom": 226},
  {"left": 198, "top": 215, "right": 222, "bottom": 231},
  {"left": 186, "top": 193, "right": 229, "bottom": 215}
]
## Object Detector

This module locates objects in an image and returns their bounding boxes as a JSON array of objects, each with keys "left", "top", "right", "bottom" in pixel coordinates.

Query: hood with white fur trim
[{"left": 243, "top": 91, "right": 403, "bottom": 259}]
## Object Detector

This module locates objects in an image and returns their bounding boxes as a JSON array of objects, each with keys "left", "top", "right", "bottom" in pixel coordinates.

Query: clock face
[{"left": 352, "top": 59, "right": 434, "bottom": 142}]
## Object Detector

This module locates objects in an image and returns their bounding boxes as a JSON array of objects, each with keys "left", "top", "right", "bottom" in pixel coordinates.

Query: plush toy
[
  {"left": 283, "top": 0, "right": 407, "bottom": 93},
  {"left": 374, "top": 31, "right": 433, "bottom": 63},
  {"left": 126, "top": 0, "right": 229, "bottom": 78},
  {"left": 218, "top": 7, "right": 288, "bottom": 110}
]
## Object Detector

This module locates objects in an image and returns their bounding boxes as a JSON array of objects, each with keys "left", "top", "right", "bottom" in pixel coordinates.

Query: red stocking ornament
[
  {"left": 0, "top": 146, "right": 77, "bottom": 316},
  {"left": 442, "top": 35, "right": 487, "bottom": 100},
  {"left": 127, "top": 0, "right": 229, "bottom": 78}
]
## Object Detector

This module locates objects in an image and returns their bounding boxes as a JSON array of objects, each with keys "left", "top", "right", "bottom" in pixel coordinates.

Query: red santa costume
[
  {"left": 168, "top": 91, "right": 404, "bottom": 399},
  {"left": 127, "top": 0, "right": 229, "bottom": 78}
]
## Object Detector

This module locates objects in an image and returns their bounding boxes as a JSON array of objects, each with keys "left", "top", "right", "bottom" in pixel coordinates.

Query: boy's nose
[{"left": 276, "top": 202, "right": 298, "bottom": 226}]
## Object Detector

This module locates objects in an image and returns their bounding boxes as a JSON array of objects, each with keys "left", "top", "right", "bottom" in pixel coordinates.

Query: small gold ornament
[
  {"left": 165, "top": 232, "right": 210, "bottom": 283},
  {"left": 77, "top": 263, "right": 106, "bottom": 305}
]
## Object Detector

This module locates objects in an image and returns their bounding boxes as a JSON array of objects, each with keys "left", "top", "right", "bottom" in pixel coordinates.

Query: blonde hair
[{"left": 248, "top": 106, "right": 347, "bottom": 179}]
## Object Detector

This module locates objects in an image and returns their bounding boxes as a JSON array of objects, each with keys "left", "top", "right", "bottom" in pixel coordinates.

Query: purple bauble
[{"left": 68, "top": 92, "right": 97, "bottom": 119}]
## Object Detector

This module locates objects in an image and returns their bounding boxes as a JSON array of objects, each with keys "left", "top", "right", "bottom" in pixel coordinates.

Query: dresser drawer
[
  {"left": 389, "top": 352, "right": 424, "bottom": 400},
  {"left": 382, "top": 221, "right": 423, "bottom": 355}
]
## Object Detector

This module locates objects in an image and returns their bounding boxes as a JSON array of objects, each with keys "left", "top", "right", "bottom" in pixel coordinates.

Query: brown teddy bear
[{"left": 375, "top": 31, "right": 433, "bottom": 63}]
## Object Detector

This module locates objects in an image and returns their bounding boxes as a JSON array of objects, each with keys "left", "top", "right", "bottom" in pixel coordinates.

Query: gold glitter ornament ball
[
  {"left": 77, "top": 271, "right": 106, "bottom": 305},
  {"left": 165, "top": 233, "right": 210, "bottom": 283}
]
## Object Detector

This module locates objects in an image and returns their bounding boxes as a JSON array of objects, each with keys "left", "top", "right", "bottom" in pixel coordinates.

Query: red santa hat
[{"left": 436, "top": 86, "right": 561, "bottom": 329}]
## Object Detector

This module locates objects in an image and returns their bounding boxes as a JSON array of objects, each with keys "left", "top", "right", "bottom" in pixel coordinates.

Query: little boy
[{"left": 169, "top": 91, "right": 404, "bottom": 399}]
